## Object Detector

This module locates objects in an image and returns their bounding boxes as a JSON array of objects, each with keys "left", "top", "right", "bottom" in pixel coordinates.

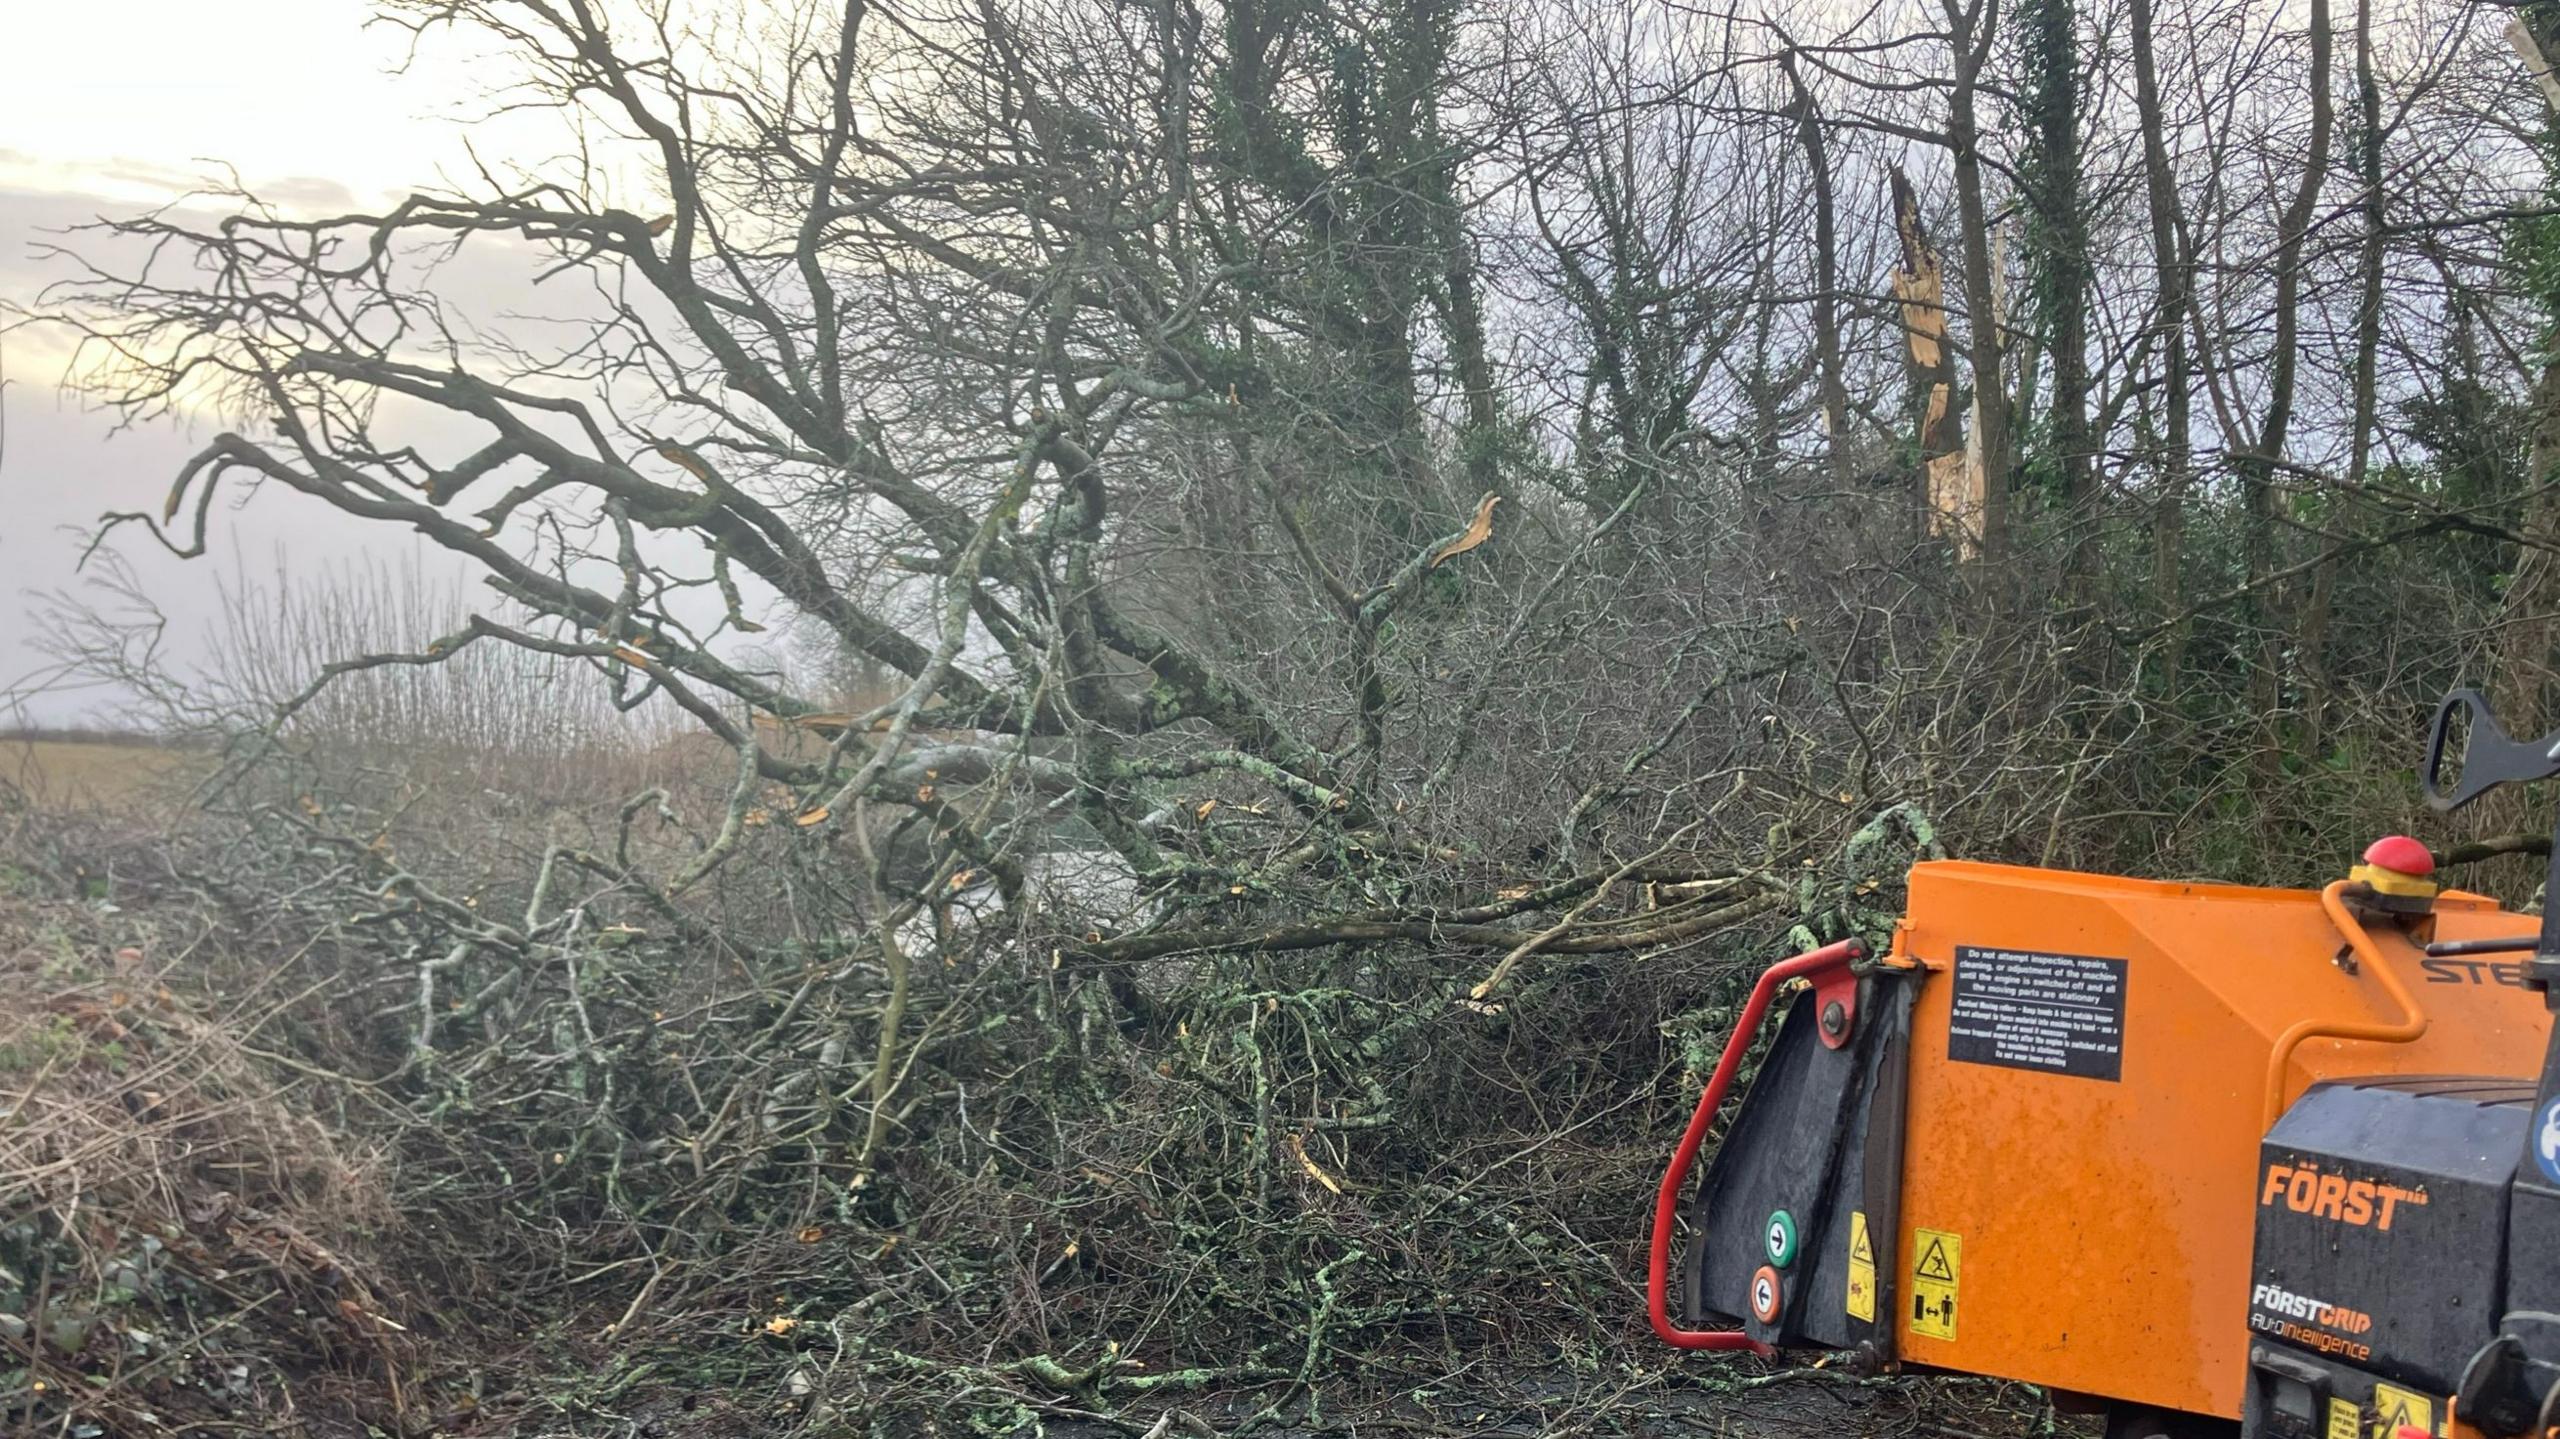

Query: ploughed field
[{"left": 3, "top": 735, "right": 208, "bottom": 810}]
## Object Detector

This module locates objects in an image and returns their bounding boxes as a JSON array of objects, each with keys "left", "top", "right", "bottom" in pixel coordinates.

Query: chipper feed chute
[{"left": 1653, "top": 689, "right": 2560, "bottom": 1439}]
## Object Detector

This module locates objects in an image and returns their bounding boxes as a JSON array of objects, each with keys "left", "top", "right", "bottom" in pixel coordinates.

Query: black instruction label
[{"left": 1947, "top": 945, "right": 2127, "bottom": 1081}]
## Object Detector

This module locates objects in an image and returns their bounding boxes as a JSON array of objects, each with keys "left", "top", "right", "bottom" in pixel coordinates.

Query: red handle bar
[{"left": 1647, "top": 937, "right": 1866, "bottom": 1351}]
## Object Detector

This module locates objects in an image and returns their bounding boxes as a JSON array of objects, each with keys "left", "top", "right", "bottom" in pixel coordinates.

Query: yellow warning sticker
[
  {"left": 2325, "top": 1398, "right": 2358, "bottom": 1439},
  {"left": 1846, "top": 1211, "right": 1876, "bottom": 1322},
  {"left": 1910, "top": 1226, "right": 1960, "bottom": 1341},
  {"left": 2370, "top": 1383, "right": 2433, "bottom": 1439}
]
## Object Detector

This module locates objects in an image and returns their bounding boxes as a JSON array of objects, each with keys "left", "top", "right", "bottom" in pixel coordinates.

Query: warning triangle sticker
[
  {"left": 1915, "top": 1237, "right": 1956, "bottom": 1282},
  {"left": 2383, "top": 1399, "right": 2415, "bottom": 1431},
  {"left": 1850, "top": 1222, "right": 1874, "bottom": 1264}
]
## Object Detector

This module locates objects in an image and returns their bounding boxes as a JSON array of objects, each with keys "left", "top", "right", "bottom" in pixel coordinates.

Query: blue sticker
[{"left": 2537, "top": 1096, "right": 2560, "bottom": 1187}]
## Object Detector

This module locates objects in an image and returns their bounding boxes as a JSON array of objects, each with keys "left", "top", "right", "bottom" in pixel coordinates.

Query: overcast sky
[{"left": 0, "top": 1, "right": 572, "bottom": 726}]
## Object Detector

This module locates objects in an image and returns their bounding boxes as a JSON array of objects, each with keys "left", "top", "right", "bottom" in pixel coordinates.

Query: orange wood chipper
[{"left": 1651, "top": 689, "right": 2560, "bottom": 1439}]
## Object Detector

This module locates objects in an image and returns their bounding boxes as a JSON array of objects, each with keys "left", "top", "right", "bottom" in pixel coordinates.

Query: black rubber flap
[{"left": 1684, "top": 975, "right": 1917, "bottom": 1350}]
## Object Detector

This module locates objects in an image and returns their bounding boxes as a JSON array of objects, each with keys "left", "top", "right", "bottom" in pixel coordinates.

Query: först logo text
[{"left": 2258, "top": 1163, "right": 2427, "bottom": 1231}]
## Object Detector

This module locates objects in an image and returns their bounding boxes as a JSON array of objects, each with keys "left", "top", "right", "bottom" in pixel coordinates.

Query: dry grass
[{"left": 0, "top": 850, "right": 416, "bottom": 1437}]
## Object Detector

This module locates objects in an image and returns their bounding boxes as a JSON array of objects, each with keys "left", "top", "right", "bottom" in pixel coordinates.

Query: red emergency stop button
[
  {"left": 2352, "top": 835, "right": 2440, "bottom": 900},
  {"left": 2364, "top": 835, "right": 2434, "bottom": 876}
]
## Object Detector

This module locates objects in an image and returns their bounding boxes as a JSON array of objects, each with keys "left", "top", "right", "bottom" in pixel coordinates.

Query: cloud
[
  {"left": 0, "top": 0, "right": 661, "bottom": 725},
  {"left": 2, "top": 186, "right": 243, "bottom": 380},
  {"left": 0, "top": 183, "right": 518, "bottom": 726},
  {"left": 256, "top": 176, "right": 361, "bottom": 212}
]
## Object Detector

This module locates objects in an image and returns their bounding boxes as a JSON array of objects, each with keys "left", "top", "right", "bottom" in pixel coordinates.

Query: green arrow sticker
[{"left": 1765, "top": 1209, "right": 1799, "bottom": 1267}]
